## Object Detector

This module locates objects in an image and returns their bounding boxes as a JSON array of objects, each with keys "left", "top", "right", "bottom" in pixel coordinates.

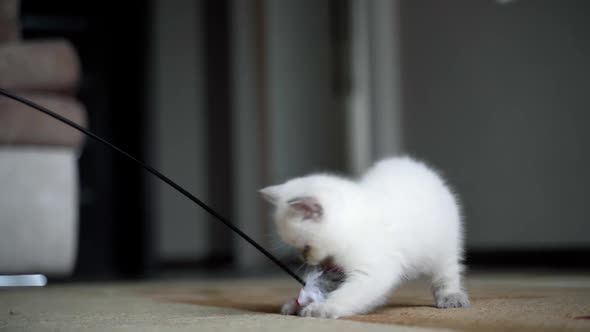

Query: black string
[{"left": 0, "top": 87, "right": 305, "bottom": 285}]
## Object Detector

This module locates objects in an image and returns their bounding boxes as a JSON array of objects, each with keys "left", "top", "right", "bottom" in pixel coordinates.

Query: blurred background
[{"left": 1, "top": 0, "right": 589, "bottom": 283}]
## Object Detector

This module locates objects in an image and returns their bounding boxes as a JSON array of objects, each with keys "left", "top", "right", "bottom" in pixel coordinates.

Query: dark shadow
[
  {"left": 164, "top": 298, "right": 281, "bottom": 314},
  {"left": 378, "top": 303, "right": 435, "bottom": 311}
]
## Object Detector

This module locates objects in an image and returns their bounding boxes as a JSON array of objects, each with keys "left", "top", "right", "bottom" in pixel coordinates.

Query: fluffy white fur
[{"left": 261, "top": 156, "right": 470, "bottom": 318}]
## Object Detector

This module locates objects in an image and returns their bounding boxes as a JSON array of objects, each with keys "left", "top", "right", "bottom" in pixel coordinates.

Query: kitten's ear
[
  {"left": 288, "top": 197, "right": 323, "bottom": 220},
  {"left": 259, "top": 185, "right": 282, "bottom": 205}
]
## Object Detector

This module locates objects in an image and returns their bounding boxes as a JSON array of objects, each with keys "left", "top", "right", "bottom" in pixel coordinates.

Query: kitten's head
[{"left": 260, "top": 175, "right": 351, "bottom": 266}]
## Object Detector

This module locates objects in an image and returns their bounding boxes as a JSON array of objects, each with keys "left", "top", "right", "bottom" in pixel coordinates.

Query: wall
[
  {"left": 149, "top": 0, "right": 210, "bottom": 261},
  {"left": 267, "top": 0, "right": 347, "bottom": 183},
  {"left": 400, "top": 0, "right": 590, "bottom": 249}
]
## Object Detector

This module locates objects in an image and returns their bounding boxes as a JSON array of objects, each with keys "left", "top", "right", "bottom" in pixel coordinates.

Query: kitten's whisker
[
  {"left": 295, "top": 263, "right": 306, "bottom": 274},
  {"left": 350, "top": 269, "right": 370, "bottom": 277}
]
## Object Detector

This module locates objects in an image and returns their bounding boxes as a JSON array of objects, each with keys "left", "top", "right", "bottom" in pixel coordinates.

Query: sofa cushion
[
  {"left": 0, "top": 92, "right": 87, "bottom": 147},
  {"left": 0, "top": 147, "right": 78, "bottom": 276},
  {"left": 0, "top": 40, "right": 80, "bottom": 92}
]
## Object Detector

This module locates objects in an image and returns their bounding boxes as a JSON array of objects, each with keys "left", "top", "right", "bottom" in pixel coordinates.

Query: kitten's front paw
[
  {"left": 435, "top": 292, "right": 471, "bottom": 308},
  {"left": 281, "top": 300, "right": 298, "bottom": 315},
  {"left": 299, "top": 303, "right": 340, "bottom": 319}
]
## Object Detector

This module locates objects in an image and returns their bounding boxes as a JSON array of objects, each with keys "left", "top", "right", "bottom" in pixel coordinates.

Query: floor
[{"left": 1, "top": 272, "right": 589, "bottom": 332}]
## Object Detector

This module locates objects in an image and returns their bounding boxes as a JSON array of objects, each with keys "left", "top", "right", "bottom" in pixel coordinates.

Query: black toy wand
[{"left": 0, "top": 87, "right": 305, "bottom": 286}]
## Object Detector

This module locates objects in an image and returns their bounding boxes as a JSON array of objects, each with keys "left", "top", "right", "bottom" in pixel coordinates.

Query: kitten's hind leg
[{"left": 431, "top": 260, "right": 470, "bottom": 308}]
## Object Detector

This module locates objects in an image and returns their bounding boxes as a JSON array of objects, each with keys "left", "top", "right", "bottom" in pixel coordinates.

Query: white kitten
[{"left": 260, "top": 156, "right": 470, "bottom": 318}]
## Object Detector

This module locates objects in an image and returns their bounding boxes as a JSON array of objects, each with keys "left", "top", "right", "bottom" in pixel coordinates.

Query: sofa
[{"left": 0, "top": 0, "right": 86, "bottom": 276}]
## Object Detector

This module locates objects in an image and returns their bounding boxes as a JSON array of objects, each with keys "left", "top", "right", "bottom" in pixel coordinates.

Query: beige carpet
[
  {"left": 0, "top": 283, "right": 439, "bottom": 332},
  {"left": 1, "top": 272, "right": 589, "bottom": 331},
  {"left": 147, "top": 272, "right": 590, "bottom": 332}
]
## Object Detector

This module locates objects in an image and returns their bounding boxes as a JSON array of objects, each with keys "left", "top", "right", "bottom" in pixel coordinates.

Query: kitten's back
[{"left": 360, "top": 156, "right": 445, "bottom": 192}]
